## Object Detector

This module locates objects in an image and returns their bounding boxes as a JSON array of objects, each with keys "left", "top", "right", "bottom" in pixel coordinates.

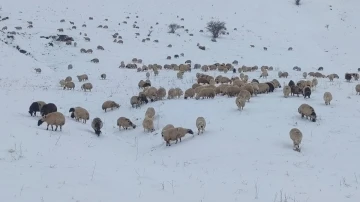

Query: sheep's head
[
  {"left": 70, "top": 112, "right": 75, "bottom": 119},
  {"left": 293, "top": 145, "right": 301, "bottom": 152},
  {"left": 187, "top": 129, "right": 194, "bottom": 135},
  {"left": 37, "top": 119, "right": 44, "bottom": 126},
  {"left": 311, "top": 112, "right": 317, "bottom": 122},
  {"left": 132, "top": 124, "right": 136, "bottom": 129},
  {"left": 69, "top": 108, "right": 75, "bottom": 113},
  {"left": 95, "top": 129, "right": 101, "bottom": 136}
]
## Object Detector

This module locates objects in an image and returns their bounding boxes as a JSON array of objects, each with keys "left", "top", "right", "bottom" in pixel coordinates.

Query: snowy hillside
[{"left": 1, "top": 0, "right": 360, "bottom": 201}]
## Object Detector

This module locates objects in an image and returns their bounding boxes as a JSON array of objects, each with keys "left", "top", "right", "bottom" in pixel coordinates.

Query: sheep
[
  {"left": 298, "top": 103, "right": 317, "bottom": 122},
  {"left": 138, "top": 93, "right": 149, "bottom": 104},
  {"left": 69, "top": 107, "right": 90, "bottom": 123},
  {"left": 167, "top": 88, "right": 177, "bottom": 99},
  {"left": 197, "top": 77, "right": 209, "bottom": 85},
  {"left": 272, "top": 79, "right": 281, "bottom": 88},
  {"left": 174, "top": 88, "right": 183, "bottom": 98},
  {"left": 59, "top": 79, "right": 66, "bottom": 87},
  {"left": 163, "top": 127, "right": 194, "bottom": 146},
  {"left": 146, "top": 72, "right": 150, "bottom": 79},
  {"left": 29, "top": 101, "right": 46, "bottom": 116},
  {"left": 266, "top": 82, "right": 275, "bottom": 92},
  {"left": 312, "top": 78, "right": 318, "bottom": 89},
  {"left": 130, "top": 96, "right": 142, "bottom": 108},
  {"left": 238, "top": 90, "right": 251, "bottom": 102},
  {"left": 145, "top": 107, "right": 155, "bottom": 119},
  {"left": 195, "top": 88, "right": 216, "bottom": 100},
  {"left": 225, "top": 86, "right": 241, "bottom": 97},
  {"left": 323, "top": 92, "right": 333, "bottom": 105},
  {"left": 260, "top": 71, "right": 268, "bottom": 79},
  {"left": 102, "top": 100, "right": 120, "bottom": 112},
  {"left": 38, "top": 112, "right": 65, "bottom": 131},
  {"left": 161, "top": 124, "right": 175, "bottom": 137},
  {"left": 235, "top": 97, "right": 246, "bottom": 110},
  {"left": 240, "top": 84, "right": 254, "bottom": 96},
  {"left": 81, "top": 83, "right": 93, "bottom": 92},
  {"left": 91, "top": 117, "right": 103, "bottom": 136},
  {"left": 289, "top": 128, "right": 303, "bottom": 152},
  {"left": 258, "top": 83, "right": 269, "bottom": 94},
  {"left": 101, "top": 73, "right": 106, "bottom": 79},
  {"left": 97, "top": 45, "right": 104, "bottom": 50},
  {"left": 328, "top": 74, "right": 334, "bottom": 81},
  {"left": 142, "top": 116, "right": 155, "bottom": 132},
  {"left": 303, "top": 86, "right": 311, "bottom": 99},
  {"left": 63, "top": 81, "right": 75, "bottom": 90},
  {"left": 291, "top": 86, "right": 302, "bottom": 97},
  {"left": 345, "top": 73, "right": 352, "bottom": 82},
  {"left": 156, "top": 87, "right": 166, "bottom": 100},
  {"left": 177, "top": 71, "right": 184, "bottom": 79},
  {"left": 91, "top": 58, "right": 99, "bottom": 63},
  {"left": 65, "top": 76, "right": 72, "bottom": 82},
  {"left": 288, "top": 80, "right": 295, "bottom": 87},
  {"left": 144, "top": 87, "right": 157, "bottom": 101},
  {"left": 34, "top": 68, "right": 41, "bottom": 73},
  {"left": 184, "top": 88, "right": 195, "bottom": 99},
  {"left": 196, "top": 117, "right": 206, "bottom": 135},
  {"left": 356, "top": 84, "right": 360, "bottom": 95},
  {"left": 303, "top": 72, "right": 307, "bottom": 79},
  {"left": 77, "top": 74, "right": 88, "bottom": 82},
  {"left": 283, "top": 86, "right": 291, "bottom": 98},
  {"left": 41, "top": 103, "right": 57, "bottom": 116},
  {"left": 117, "top": 117, "right": 136, "bottom": 130}
]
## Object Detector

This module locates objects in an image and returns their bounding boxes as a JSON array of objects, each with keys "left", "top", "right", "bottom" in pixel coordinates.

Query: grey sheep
[
  {"left": 63, "top": 81, "right": 75, "bottom": 90},
  {"left": 163, "top": 127, "right": 194, "bottom": 146},
  {"left": 97, "top": 45, "right": 104, "bottom": 50},
  {"left": 77, "top": 74, "right": 89, "bottom": 82},
  {"left": 91, "top": 58, "right": 99, "bottom": 63},
  {"left": 65, "top": 76, "right": 72, "bottom": 82},
  {"left": 130, "top": 96, "right": 141, "bottom": 108},
  {"left": 298, "top": 103, "right": 317, "bottom": 122},
  {"left": 117, "top": 117, "right": 136, "bottom": 130},
  {"left": 34, "top": 68, "right": 41, "bottom": 73},
  {"left": 81, "top": 83, "right": 93, "bottom": 92},
  {"left": 156, "top": 87, "right": 166, "bottom": 100},
  {"left": 68, "top": 64, "right": 73, "bottom": 70},
  {"left": 289, "top": 128, "right": 303, "bottom": 152},
  {"left": 195, "top": 88, "right": 216, "bottom": 100},
  {"left": 91, "top": 117, "right": 103, "bottom": 136},
  {"left": 102, "top": 100, "right": 120, "bottom": 112},
  {"left": 37, "top": 112, "right": 65, "bottom": 131},
  {"left": 184, "top": 88, "right": 195, "bottom": 99}
]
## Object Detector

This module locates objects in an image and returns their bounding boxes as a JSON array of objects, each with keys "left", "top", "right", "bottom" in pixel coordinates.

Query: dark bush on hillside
[
  {"left": 296, "top": 0, "right": 300, "bottom": 6},
  {"left": 168, "top": 23, "right": 181, "bottom": 33},
  {"left": 206, "top": 20, "right": 226, "bottom": 38}
]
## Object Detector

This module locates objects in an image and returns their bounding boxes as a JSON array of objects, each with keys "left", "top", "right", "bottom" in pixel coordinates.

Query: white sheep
[
  {"left": 289, "top": 128, "right": 303, "bottom": 152},
  {"left": 63, "top": 81, "right": 75, "bottom": 90},
  {"left": 283, "top": 85, "right": 291, "bottom": 98},
  {"left": 69, "top": 107, "right": 90, "bottom": 123},
  {"left": 102, "top": 100, "right": 120, "bottom": 112},
  {"left": 235, "top": 97, "right": 246, "bottom": 110},
  {"left": 145, "top": 107, "right": 155, "bottom": 119},
  {"left": 37, "top": 112, "right": 65, "bottom": 131},
  {"left": 323, "top": 92, "right": 333, "bottom": 105},
  {"left": 162, "top": 124, "right": 175, "bottom": 137},
  {"left": 142, "top": 116, "right": 155, "bottom": 132},
  {"left": 196, "top": 117, "right": 206, "bottom": 135},
  {"left": 355, "top": 84, "right": 360, "bottom": 95},
  {"left": 81, "top": 83, "right": 93, "bottom": 91}
]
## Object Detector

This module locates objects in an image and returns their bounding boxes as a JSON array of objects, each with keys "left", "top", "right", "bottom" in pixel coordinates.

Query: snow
[{"left": 1, "top": 0, "right": 360, "bottom": 201}]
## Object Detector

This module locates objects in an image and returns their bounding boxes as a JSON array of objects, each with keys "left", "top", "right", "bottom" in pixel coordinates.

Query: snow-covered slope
[{"left": 1, "top": 0, "right": 360, "bottom": 201}]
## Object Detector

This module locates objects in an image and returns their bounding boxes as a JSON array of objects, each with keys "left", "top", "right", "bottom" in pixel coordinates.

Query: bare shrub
[
  {"left": 168, "top": 23, "right": 181, "bottom": 33},
  {"left": 206, "top": 20, "right": 226, "bottom": 38}
]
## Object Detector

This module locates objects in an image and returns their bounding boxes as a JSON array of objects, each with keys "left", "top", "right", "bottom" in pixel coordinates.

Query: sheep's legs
[
  {"left": 46, "top": 124, "right": 49, "bottom": 130},
  {"left": 55, "top": 125, "right": 58, "bottom": 131},
  {"left": 51, "top": 125, "right": 54, "bottom": 131},
  {"left": 60, "top": 125, "right": 62, "bottom": 131}
]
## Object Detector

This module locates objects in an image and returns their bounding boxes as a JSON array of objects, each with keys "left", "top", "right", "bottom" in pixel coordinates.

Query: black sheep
[
  {"left": 41, "top": 103, "right": 57, "bottom": 116},
  {"left": 232, "top": 68, "right": 236, "bottom": 73},
  {"left": 358, "top": 68, "right": 360, "bottom": 72},
  {"left": 266, "top": 82, "right": 275, "bottom": 93},
  {"left": 303, "top": 87, "right": 311, "bottom": 99},
  {"left": 251, "top": 79, "right": 259, "bottom": 83},
  {"left": 29, "top": 102, "right": 41, "bottom": 116},
  {"left": 142, "top": 82, "right": 151, "bottom": 88},
  {"left": 345, "top": 73, "right": 352, "bottom": 82},
  {"left": 318, "top": 67, "right": 324, "bottom": 71},
  {"left": 288, "top": 80, "right": 295, "bottom": 87}
]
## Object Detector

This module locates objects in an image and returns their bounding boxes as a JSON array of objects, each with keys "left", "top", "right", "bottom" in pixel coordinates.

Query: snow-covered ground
[{"left": 1, "top": 0, "right": 360, "bottom": 201}]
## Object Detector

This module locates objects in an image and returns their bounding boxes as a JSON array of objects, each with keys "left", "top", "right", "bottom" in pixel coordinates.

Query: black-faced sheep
[
  {"left": 69, "top": 107, "right": 90, "bottom": 123},
  {"left": 288, "top": 80, "right": 295, "bottom": 87},
  {"left": 265, "top": 82, "right": 275, "bottom": 92},
  {"left": 289, "top": 128, "right": 303, "bottom": 152},
  {"left": 142, "top": 116, "right": 155, "bottom": 132},
  {"left": 41, "top": 103, "right": 57, "bottom": 116},
  {"left": 37, "top": 112, "right": 65, "bottom": 131},
  {"left": 102, "top": 100, "right": 120, "bottom": 112},
  {"left": 184, "top": 88, "right": 195, "bottom": 99},
  {"left": 298, "top": 103, "right": 317, "bottom": 122},
  {"left": 63, "top": 81, "right": 75, "bottom": 90},
  {"left": 130, "top": 96, "right": 141, "bottom": 108},
  {"left": 162, "top": 124, "right": 175, "bottom": 137},
  {"left": 117, "top": 117, "right": 136, "bottom": 130},
  {"left": 29, "top": 101, "right": 46, "bottom": 116},
  {"left": 77, "top": 74, "right": 88, "bottom": 82},
  {"left": 163, "top": 127, "right": 194, "bottom": 146},
  {"left": 235, "top": 97, "right": 246, "bottom": 110},
  {"left": 91, "top": 117, "right": 103, "bottom": 136},
  {"left": 291, "top": 86, "right": 302, "bottom": 97}
]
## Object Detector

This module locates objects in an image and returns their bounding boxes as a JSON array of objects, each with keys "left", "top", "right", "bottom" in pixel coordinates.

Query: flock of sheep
[{"left": 27, "top": 59, "right": 360, "bottom": 149}]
